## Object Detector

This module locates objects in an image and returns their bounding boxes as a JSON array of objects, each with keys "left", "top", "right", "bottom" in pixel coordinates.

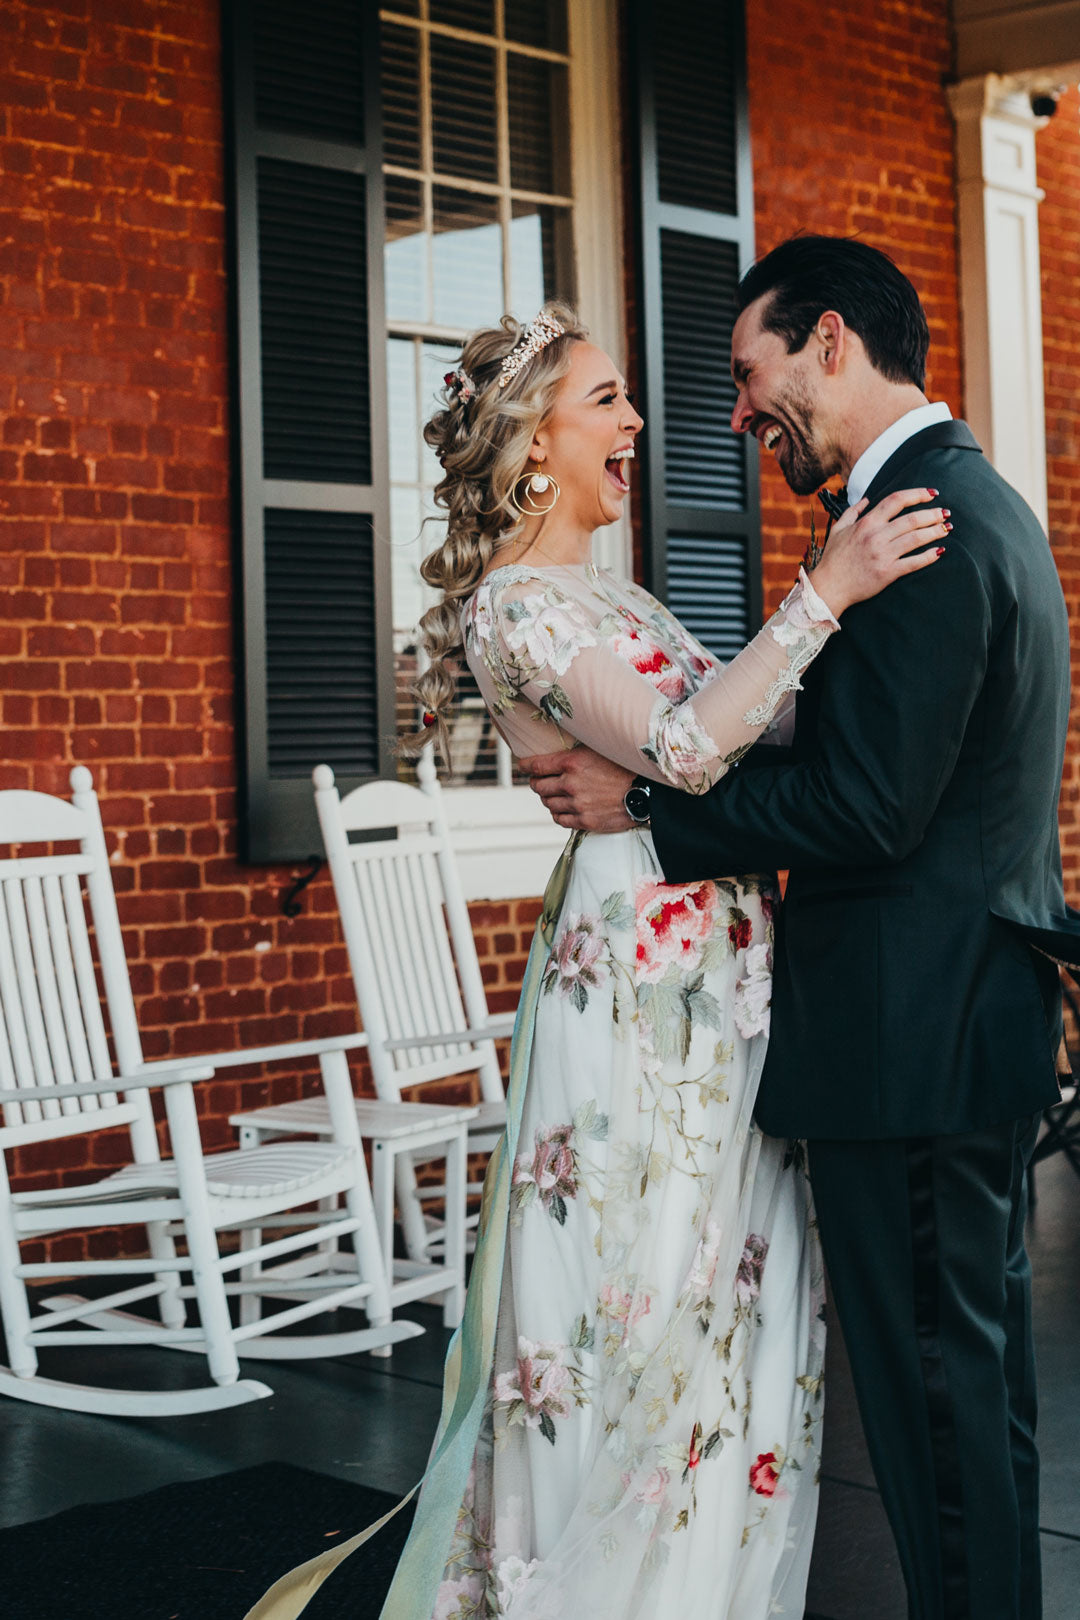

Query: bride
[{"left": 248, "top": 305, "right": 947, "bottom": 1620}]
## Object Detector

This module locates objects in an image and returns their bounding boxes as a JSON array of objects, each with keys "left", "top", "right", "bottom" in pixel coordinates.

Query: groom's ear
[{"left": 814, "top": 310, "right": 847, "bottom": 376}]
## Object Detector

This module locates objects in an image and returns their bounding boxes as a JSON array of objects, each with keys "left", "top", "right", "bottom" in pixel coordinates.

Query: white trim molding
[
  {"left": 948, "top": 74, "right": 1050, "bottom": 529},
  {"left": 443, "top": 785, "right": 568, "bottom": 901},
  {"left": 568, "top": 0, "right": 631, "bottom": 580}
]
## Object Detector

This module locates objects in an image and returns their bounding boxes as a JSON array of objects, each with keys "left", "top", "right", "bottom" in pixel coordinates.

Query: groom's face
[{"left": 729, "top": 297, "right": 836, "bottom": 496}]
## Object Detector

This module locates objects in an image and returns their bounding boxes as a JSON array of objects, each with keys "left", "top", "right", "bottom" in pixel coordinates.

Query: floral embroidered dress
[{"left": 432, "top": 561, "right": 836, "bottom": 1620}]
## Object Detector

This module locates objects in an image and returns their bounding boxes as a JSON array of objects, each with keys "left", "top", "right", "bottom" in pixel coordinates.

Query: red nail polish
[
  {"left": 942, "top": 508, "right": 951, "bottom": 517},
  {"left": 929, "top": 488, "right": 939, "bottom": 497},
  {"left": 937, "top": 547, "right": 946, "bottom": 556},
  {"left": 944, "top": 521, "right": 953, "bottom": 531}
]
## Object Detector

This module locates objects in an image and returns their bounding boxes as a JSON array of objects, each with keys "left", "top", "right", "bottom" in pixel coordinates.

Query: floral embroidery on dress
[
  {"left": 736, "top": 1234, "right": 769, "bottom": 1307},
  {"left": 434, "top": 1461, "right": 494, "bottom": 1618},
  {"left": 542, "top": 912, "right": 607, "bottom": 1010},
  {"left": 513, "top": 1124, "right": 577, "bottom": 1224},
  {"left": 598, "top": 1278, "right": 653, "bottom": 1353},
  {"left": 733, "top": 943, "right": 773, "bottom": 1039},
  {"left": 495, "top": 1556, "right": 541, "bottom": 1614},
  {"left": 463, "top": 571, "right": 594, "bottom": 726},
  {"left": 502, "top": 594, "right": 597, "bottom": 679},
  {"left": 641, "top": 699, "right": 725, "bottom": 791},
  {"left": 749, "top": 1450, "right": 782, "bottom": 1497},
  {"left": 511, "top": 1103, "right": 608, "bottom": 1226},
  {"left": 610, "top": 625, "right": 689, "bottom": 701},
  {"left": 743, "top": 568, "right": 840, "bottom": 728},
  {"left": 494, "top": 1338, "right": 583, "bottom": 1445},
  {"left": 635, "top": 879, "right": 719, "bottom": 983}
]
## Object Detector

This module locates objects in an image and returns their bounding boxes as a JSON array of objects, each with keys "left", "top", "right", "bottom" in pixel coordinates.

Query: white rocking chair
[
  {"left": 229, "top": 754, "right": 515, "bottom": 1319},
  {"left": 0, "top": 768, "right": 420, "bottom": 1419}
]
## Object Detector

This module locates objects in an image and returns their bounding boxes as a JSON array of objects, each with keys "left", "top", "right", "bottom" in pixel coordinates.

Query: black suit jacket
[{"left": 650, "top": 420, "right": 1074, "bottom": 1139}]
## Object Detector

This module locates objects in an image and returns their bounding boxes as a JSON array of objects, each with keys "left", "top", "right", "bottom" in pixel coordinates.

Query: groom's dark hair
[{"left": 735, "top": 235, "right": 930, "bottom": 390}]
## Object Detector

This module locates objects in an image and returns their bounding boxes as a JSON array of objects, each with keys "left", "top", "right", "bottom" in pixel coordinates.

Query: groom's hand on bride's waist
[{"left": 522, "top": 747, "right": 636, "bottom": 832}]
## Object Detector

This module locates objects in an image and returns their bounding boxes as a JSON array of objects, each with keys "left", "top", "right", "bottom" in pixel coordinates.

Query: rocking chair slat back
[
  {"left": 313, "top": 762, "right": 505, "bottom": 1104},
  {"left": 0, "top": 878, "right": 49, "bottom": 1128},
  {"left": 349, "top": 845, "right": 472, "bottom": 1072},
  {"left": 60, "top": 870, "right": 118, "bottom": 1106},
  {"left": 0, "top": 774, "right": 145, "bottom": 1138}
]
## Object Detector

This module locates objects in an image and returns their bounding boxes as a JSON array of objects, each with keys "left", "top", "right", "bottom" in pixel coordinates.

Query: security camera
[{"left": 1030, "top": 89, "right": 1061, "bottom": 118}]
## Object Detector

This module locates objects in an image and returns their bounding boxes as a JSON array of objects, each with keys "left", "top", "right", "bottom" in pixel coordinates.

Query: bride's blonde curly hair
[{"left": 402, "top": 300, "right": 587, "bottom": 760}]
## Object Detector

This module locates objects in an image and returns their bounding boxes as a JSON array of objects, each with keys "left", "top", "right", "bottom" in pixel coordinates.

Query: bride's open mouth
[{"left": 605, "top": 446, "right": 634, "bottom": 493}]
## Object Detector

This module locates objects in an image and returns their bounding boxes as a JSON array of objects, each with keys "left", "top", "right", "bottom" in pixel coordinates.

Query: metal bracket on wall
[{"left": 279, "top": 856, "right": 324, "bottom": 918}]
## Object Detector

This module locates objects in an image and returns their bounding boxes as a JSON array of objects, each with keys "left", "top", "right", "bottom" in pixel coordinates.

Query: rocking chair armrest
[
  {"left": 172, "top": 1031, "right": 369, "bottom": 1071},
  {"left": 480, "top": 1013, "right": 517, "bottom": 1039},
  {"left": 381, "top": 1016, "right": 516, "bottom": 1053},
  {"left": 0, "top": 1062, "right": 216, "bottom": 1105}
]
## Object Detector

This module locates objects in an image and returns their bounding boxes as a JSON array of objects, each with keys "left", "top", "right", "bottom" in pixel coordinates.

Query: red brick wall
[
  {"left": 1039, "top": 85, "right": 1080, "bottom": 900},
  {"left": 0, "top": 1, "right": 533, "bottom": 1249},
  {"left": 744, "top": 0, "right": 964, "bottom": 612}
]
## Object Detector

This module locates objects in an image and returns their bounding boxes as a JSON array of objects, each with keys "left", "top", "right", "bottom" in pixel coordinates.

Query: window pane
[
  {"left": 386, "top": 337, "right": 419, "bottom": 484},
  {"left": 430, "top": 36, "right": 498, "bottom": 183},
  {"left": 433, "top": 188, "right": 503, "bottom": 329},
  {"left": 447, "top": 666, "right": 501, "bottom": 782},
  {"left": 507, "top": 55, "right": 570, "bottom": 194},
  {"left": 510, "top": 201, "right": 573, "bottom": 314},
  {"left": 504, "top": 0, "right": 568, "bottom": 51},
  {"left": 385, "top": 176, "right": 428, "bottom": 323},
  {"left": 420, "top": 341, "right": 461, "bottom": 483},
  {"left": 381, "top": 23, "right": 422, "bottom": 170},
  {"left": 390, "top": 484, "right": 426, "bottom": 633},
  {"left": 429, "top": 0, "right": 495, "bottom": 29}
]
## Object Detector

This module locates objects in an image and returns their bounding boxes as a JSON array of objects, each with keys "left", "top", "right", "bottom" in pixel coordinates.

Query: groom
[{"left": 522, "top": 235, "right": 1078, "bottom": 1619}]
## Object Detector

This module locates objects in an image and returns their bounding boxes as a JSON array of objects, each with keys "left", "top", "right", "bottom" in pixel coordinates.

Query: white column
[{"left": 948, "top": 74, "right": 1049, "bottom": 529}]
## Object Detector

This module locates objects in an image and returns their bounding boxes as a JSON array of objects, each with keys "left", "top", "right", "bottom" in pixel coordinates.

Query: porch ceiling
[{"left": 953, "top": 0, "right": 1080, "bottom": 78}]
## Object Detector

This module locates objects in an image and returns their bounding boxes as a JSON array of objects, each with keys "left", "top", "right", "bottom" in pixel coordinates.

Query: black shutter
[
  {"left": 630, "top": 0, "right": 761, "bottom": 658},
  {"left": 224, "top": 0, "right": 393, "bottom": 861}
]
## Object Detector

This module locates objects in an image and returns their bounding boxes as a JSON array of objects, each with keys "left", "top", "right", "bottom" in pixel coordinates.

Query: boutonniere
[{"left": 802, "top": 501, "right": 827, "bottom": 574}]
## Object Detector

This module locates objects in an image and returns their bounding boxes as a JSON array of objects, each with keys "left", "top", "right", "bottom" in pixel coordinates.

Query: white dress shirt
[{"left": 846, "top": 401, "right": 953, "bottom": 506}]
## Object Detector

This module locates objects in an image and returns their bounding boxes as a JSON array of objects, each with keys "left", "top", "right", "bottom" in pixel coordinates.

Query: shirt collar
[{"left": 846, "top": 402, "right": 953, "bottom": 506}]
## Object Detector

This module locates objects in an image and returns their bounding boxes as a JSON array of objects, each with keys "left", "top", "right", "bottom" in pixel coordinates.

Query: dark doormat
[{"left": 0, "top": 1461, "right": 414, "bottom": 1620}]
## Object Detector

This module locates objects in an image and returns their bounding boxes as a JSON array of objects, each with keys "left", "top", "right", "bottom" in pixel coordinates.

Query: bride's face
[{"left": 530, "top": 342, "right": 644, "bottom": 530}]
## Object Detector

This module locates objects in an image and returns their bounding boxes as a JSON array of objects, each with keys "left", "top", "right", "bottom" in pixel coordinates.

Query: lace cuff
[
  {"left": 794, "top": 566, "right": 841, "bottom": 631},
  {"left": 741, "top": 569, "right": 840, "bottom": 728}
]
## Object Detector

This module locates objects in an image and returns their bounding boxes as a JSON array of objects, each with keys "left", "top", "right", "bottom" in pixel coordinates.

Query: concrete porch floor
[{"left": 0, "top": 1147, "right": 1077, "bottom": 1618}]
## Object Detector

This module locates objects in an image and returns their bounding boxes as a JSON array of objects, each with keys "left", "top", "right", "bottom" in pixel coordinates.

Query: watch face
[{"left": 625, "top": 785, "right": 651, "bottom": 822}]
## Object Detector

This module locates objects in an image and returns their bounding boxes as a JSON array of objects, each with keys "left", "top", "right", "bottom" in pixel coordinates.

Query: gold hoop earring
[{"left": 510, "top": 463, "right": 560, "bottom": 517}]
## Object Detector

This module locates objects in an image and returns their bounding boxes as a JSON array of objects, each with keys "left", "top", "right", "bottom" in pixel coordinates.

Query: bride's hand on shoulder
[{"left": 811, "top": 488, "right": 950, "bottom": 617}]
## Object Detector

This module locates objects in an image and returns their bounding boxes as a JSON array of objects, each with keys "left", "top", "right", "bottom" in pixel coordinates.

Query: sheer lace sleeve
[{"left": 465, "top": 567, "right": 839, "bottom": 793}]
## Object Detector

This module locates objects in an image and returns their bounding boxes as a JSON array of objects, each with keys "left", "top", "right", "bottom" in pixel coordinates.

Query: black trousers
[{"left": 808, "top": 1114, "right": 1041, "bottom": 1620}]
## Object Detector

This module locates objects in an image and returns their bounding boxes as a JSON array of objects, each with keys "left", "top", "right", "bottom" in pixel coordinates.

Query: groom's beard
[{"left": 767, "top": 383, "right": 832, "bottom": 496}]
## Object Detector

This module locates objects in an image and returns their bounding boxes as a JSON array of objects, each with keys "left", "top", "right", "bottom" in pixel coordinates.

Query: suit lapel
[
  {"left": 863, "top": 418, "right": 982, "bottom": 507},
  {"left": 793, "top": 420, "right": 983, "bottom": 754}
]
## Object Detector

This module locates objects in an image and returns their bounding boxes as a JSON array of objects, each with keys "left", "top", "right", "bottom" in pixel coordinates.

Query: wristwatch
[{"left": 623, "top": 777, "right": 652, "bottom": 826}]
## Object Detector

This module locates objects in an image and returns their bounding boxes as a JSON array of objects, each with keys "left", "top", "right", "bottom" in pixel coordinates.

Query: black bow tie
[{"left": 817, "top": 485, "right": 849, "bottom": 523}]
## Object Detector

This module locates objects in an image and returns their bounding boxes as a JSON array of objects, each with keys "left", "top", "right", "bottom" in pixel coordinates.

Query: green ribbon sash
[{"left": 244, "top": 834, "right": 579, "bottom": 1620}]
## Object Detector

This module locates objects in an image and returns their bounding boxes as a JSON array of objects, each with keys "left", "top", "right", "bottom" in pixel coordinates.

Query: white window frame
[{"left": 386, "top": 0, "right": 629, "bottom": 899}]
